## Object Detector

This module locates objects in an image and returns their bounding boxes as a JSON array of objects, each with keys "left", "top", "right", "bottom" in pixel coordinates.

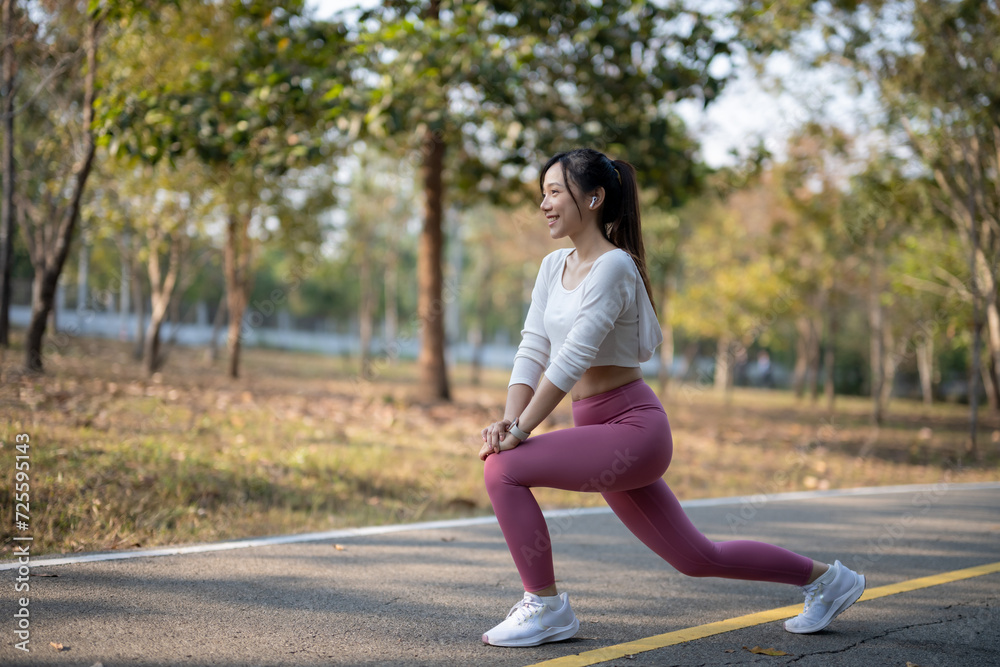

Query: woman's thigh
[{"left": 486, "top": 411, "right": 672, "bottom": 494}]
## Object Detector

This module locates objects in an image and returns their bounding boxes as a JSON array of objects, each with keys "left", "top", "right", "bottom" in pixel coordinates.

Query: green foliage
[
  {"left": 352, "top": 0, "right": 735, "bottom": 208},
  {"left": 671, "top": 186, "right": 788, "bottom": 343},
  {"left": 96, "top": 1, "right": 355, "bottom": 172}
]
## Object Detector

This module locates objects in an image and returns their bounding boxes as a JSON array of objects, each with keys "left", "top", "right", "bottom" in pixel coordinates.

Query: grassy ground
[{"left": 1, "top": 332, "right": 998, "bottom": 560}]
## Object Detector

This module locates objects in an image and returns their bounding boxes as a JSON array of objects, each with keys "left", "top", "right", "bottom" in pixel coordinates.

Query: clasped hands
[{"left": 478, "top": 419, "right": 523, "bottom": 461}]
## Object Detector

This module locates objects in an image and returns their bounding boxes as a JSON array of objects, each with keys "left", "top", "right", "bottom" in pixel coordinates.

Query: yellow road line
[{"left": 524, "top": 561, "right": 1000, "bottom": 667}]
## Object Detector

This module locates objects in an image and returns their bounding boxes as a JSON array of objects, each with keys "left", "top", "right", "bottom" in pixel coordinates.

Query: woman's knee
[
  {"left": 483, "top": 453, "right": 512, "bottom": 493},
  {"left": 669, "top": 542, "right": 727, "bottom": 578},
  {"left": 672, "top": 559, "right": 718, "bottom": 578}
]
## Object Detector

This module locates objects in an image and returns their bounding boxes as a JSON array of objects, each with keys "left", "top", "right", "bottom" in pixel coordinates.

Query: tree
[
  {"left": 97, "top": 0, "right": 356, "bottom": 378},
  {"left": 766, "top": 124, "right": 857, "bottom": 409},
  {"left": 7, "top": 0, "right": 170, "bottom": 372},
  {"left": 15, "top": 4, "right": 98, "bottom": 372},
  {"left": 671, "top": 177, "right": 788, "bottom": 398},
  {"left": 0, "top": 0, "right": 20, "bottom": 347},
  {"left": 352, "top": 0, "right": 736, "bottom": 400}
]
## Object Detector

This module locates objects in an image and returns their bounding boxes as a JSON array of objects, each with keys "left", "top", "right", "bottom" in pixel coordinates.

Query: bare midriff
[{"left": 570, "top": 365, "right": 644, "bottom": 402}]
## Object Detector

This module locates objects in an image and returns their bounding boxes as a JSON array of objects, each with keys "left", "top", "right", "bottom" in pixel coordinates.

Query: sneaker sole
[
  {"left": 785, "top": 574, "right": 866, "bottom": 634},
  {"left": 483, "top": 617, "right": 580, "bottom": 647}
]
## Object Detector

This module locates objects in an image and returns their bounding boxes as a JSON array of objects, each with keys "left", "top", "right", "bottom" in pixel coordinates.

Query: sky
[{"left": 305, "top": 0, "right": 875, "bottom": 170}]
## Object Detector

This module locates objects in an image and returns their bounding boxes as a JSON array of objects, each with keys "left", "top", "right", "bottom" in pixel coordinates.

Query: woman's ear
[{"left": 589, "top": 187, "right": 606, "bottom": 209}]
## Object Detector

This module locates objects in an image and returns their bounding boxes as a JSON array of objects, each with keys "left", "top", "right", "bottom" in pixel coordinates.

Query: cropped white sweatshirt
[{"left": 508, "top": 247, "right": 662, "bottom": 393}]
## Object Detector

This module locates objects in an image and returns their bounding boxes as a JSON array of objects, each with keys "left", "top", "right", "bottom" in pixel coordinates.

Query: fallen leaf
[
  {"left": 906, "top": 663, "right": 925, "bottom": 667},
  {"left": 50, "top": 642, "right": 66, "bottom": 651},
  {"left": 744, "top": 645, "right": 789, "bottom": 656},
  {"left": 334, "top": 544, "right": 346, "bottom": 551}
]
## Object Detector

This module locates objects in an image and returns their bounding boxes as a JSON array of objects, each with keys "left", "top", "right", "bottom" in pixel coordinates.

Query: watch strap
[{"left": 508, "top": 418, "right": 531, "bottom": 441}]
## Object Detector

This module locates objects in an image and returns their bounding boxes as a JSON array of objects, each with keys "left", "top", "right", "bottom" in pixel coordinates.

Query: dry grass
[{"left": 1, "top": 332, "right": 997, "bottom": 560}]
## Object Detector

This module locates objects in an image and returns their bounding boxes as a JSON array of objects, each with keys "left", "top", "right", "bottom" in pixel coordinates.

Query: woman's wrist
[{"left": 508, "top": 418, "right": 532, "bottom": 441}]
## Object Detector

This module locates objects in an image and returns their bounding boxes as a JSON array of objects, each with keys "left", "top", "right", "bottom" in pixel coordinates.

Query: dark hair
[{"left": 539, "top": 148, "right": 656, "bottom": 313}]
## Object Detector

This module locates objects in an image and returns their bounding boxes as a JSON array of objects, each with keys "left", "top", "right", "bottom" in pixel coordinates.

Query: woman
[{"left": 478, "top": 148, "right": 866, "bottom": 648}]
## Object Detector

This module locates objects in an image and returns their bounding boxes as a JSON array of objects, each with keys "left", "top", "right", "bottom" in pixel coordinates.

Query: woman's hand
[{"left": 479, "top": 419, "right": 522, "bottom": 461}]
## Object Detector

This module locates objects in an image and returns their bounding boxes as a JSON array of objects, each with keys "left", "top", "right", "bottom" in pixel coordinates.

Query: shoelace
[
  {"left": 506, "top": 596, "right": 545, "bottom": 624},
  {"left": 801, "top": 581, "right": 825, "bottom": 612}
]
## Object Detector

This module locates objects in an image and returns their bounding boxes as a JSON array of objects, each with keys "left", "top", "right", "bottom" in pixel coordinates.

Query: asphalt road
[{"left": 2, "top": 482, "right": 999, "bottom": 667}]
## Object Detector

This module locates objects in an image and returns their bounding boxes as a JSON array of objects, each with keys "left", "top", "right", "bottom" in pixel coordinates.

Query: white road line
[{"left": 3, "top": 482, "right": 998, "bottom": 571}]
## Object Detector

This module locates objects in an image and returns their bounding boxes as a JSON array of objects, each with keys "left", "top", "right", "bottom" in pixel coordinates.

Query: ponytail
[{"left": 605, "top": 159, "right": 656, "bottom": 315}]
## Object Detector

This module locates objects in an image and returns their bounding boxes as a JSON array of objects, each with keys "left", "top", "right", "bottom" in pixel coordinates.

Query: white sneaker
[
  {"left": 482, "top": 592, "right": 580, "bottom": 647},
  {"left": 784, "top": 560, "right": 866, "bottom": 633}
]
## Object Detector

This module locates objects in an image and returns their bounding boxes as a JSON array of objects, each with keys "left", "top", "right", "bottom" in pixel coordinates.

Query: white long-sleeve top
[{"left": 508, "top": 247, "right": 663, "bottom": 393}]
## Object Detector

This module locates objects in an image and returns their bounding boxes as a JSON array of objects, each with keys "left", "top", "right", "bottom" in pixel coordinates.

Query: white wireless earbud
[{"left": 591, "top": 196, "right": 598, "bottom": 207}]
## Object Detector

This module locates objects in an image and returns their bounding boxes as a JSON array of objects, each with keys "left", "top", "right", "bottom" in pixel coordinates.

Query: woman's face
[{"left": 540, "top": 164, "right": 587, "bottom": 240}]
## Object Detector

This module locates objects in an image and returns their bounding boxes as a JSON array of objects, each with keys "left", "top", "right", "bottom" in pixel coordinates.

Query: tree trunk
[
  {"left": 384, "top": 245, "right": 398, "bottom": 366},
  {"left": 417, "top": 127, "right": 450, "bottom": 400},
  {"left": 23, "top": 18, "right": 98, "bottom": 372},
  {"left": 680, "top": 342, "right": 699, "bottom": 383},
  {"left": 131, "top": 253, "right": 145, "bottom": 360},
  {"left": 824, "top": 297, "right": 837, "bottom": 413},
  {"left": 144, "top": 233, "right": 182, "bottom": 375},
  {"left": 76, "top": 237, "right": 89, "bottom": 314},
  {"left": 807, "top": 312, "right": 821, "bottom": 403},
  {"left": 358, "top": 246, "right": 374, "bottom": 379},
  {"left": 965, "top": 166, "right": 984, "bottom": 458},
  {"left": 916, "top": 335, "right": 934, "bottom": 405},
  {"left": 208, "top": 291, "right": 226, "bottom": 362},
  {"left": 983, "top": 300, "right": 1000, "bottom": 413},
  {"left": 714, "top": 333, "right": 733, "bottom": 396},
  {"left": 223, "top": 212, "right": 252, "bottom": 379},
  {"left": 980, "top": 354, "right": 999, "bottom": 414},
  {"left": 867, "top": 248, "right": 885, "bottom": 425},
  {"left": 878, "top": 328, "right": 900, "bottom": 418},
  {"left": 166, "top": 285, "right": 182, "bottom": 345},
  {"left": 144, "top": 315, "right": 163, "bottom": 375},
  {"left": 792, "top": 316, "right": 811, "bottom": 399},
  {"left": 0, "top": 0, "right": 15, "bottom": 347}
]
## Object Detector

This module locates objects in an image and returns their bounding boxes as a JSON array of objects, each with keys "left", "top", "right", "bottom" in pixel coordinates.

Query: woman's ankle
[{"left": 806, "top": 560, "right": 831, "bottom": 585}]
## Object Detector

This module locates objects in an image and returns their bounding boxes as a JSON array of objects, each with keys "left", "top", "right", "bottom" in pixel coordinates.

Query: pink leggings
[{"left": 484, "top": 379, "right": 814, "bottom": 592}]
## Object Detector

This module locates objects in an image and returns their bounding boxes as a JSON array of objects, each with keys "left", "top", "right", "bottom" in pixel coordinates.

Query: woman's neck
[{"left": 570, "top": 225, "right": 614, "bottom": 263}]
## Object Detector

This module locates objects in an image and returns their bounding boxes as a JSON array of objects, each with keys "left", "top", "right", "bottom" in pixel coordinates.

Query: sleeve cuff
[{"left": 508, "top": 357, "right": 545, "bottom": 391}]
